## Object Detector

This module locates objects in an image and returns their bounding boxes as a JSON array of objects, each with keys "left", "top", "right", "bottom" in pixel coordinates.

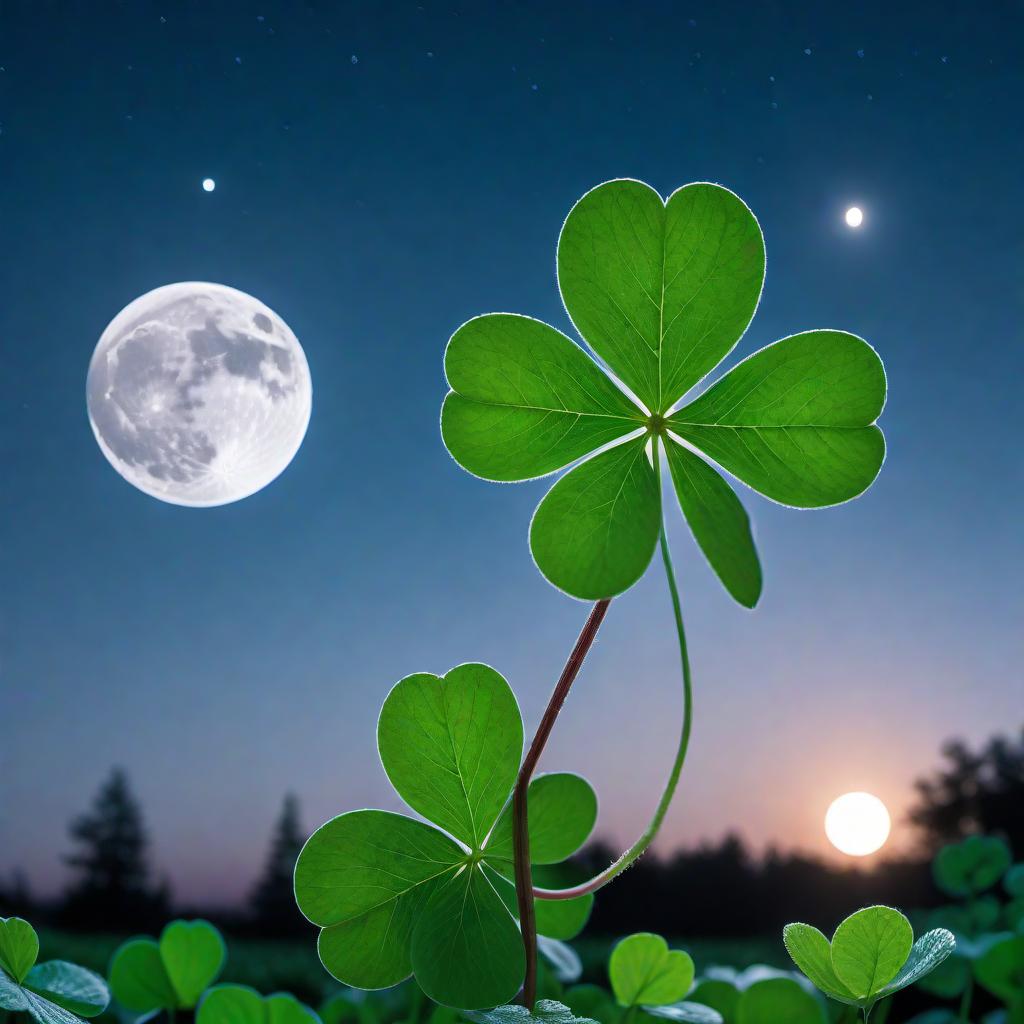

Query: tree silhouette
[
  {"left": 61, "top": 767, "right": 168, "bottom": 928},
  {"left": 910, "top": 727, "right": 1024, "bottom": 853},
  {"left": 249, "top": 793, "right": 309, "bottom": 936}
]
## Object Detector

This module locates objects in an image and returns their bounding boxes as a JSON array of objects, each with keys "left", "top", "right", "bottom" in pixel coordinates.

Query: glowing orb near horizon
[
  {"left": 202, "top": 177, "right": 216, "bottom": 192},
  {"left": 825, "top": 792, "right": 890, "bottom": 856},
  {"left": 845, "top": 206, "right": 864, "bottom": 228},
  {"left": 87, "top": 282, "right": 312, "bottom": 506}
]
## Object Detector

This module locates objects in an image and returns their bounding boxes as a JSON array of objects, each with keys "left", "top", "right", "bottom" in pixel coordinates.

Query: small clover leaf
[
  {"left": 609, "top": 933, "right": 694, "bottom": 1008},
  {"left": 687, "top": 980, "right": 739, "bottom": 1023},
  {"left": 109, "top": 919, "right": 225, "bottom": 1015},
  {"left": 1005, "top": 863, "right": 1024, "bottom": 898},
  {"left": 197, "top": 985, "right": 320, "bottom": 1024},
  {"left": 734, "top": 977, "right": 825, "bottom": 1024},
  {"left": 0, "top": 917, "right": 109, "bottom": 1024},
  {"left": 295, "top": 664, "right": 597, "bottom": 1010},
  {"left": 784, "top": 907, "right": 955, "bottom": 1016},
  {"left": 441, "top": 180, "right": 886, "bottom": 603},
  {"left": 462, "top": 998, "right": 599, "bottom": 1024},
  {"left": 934, "top": 836, "right": 1013, "bottom": 898}
]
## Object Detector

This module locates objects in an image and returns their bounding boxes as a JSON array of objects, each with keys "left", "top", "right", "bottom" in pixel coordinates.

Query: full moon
[
  {"left": 845, "top": 206, "right": 864, "bottom": 228},
  {"left": 87, "top": 282, "right": 312, "bottom": 506},
  {"left": 825, "top": 791, "right": 891, "bottom": 856}
]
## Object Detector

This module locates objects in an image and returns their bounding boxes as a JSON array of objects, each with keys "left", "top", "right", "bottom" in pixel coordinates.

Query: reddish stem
[{"left": 513, "top": 598, "right": 612, "bottom": 1008}]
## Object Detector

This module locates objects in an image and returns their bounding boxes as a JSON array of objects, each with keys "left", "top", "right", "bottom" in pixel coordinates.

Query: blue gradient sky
[{"left": 1, "top": 2, "right": 1021, "bottom": 905}]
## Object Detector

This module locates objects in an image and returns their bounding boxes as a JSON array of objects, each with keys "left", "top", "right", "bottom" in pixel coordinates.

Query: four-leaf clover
[
  {"left": 0, "top": 917, "right": 109, "bottom": 1024},
  {"left": 441, "top": 179, "right": 886, "bottom": 603},
  {"left": 294, "top": 663, "right": 598, "bottom": 1010}
]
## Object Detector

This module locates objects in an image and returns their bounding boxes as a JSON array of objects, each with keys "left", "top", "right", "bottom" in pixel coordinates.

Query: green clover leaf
[
  {"left": 0, "top": 917, "right": 109, "bottom": 1024},
  {"left": 973, "top": 935, "right": 1024, "bottom": 1004},
  {"left": 934, "top": 835, "right": 1013, "bottom": 898},
  {"left": 294, "top": 664, "right": 597, "bottom": 1010},
  {"left": 108, "top": 919, "right": 225, "bottom": 1015},
  {"left": 734, "top": 977, "right": 825, "bottom": 1024},
  {"left": 784, "top": 906, "right": 955, "bottom": 1015},
  {"left": 441, "top": 179, "right": 886, "bottom": 603},
  {"left": 197, "top": 985, "right": 320, "bottom": 1024},
  {"left": 605, "top": 934, "right": 719, "bottom": 1024}
]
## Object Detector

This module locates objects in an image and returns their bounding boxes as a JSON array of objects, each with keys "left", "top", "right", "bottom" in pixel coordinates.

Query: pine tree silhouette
[
  {"left": 61, "top": 767, "right": 168, "bottom": 928},
  {"left": 250, "top": 793, "right": 309, "bottom": 935}
]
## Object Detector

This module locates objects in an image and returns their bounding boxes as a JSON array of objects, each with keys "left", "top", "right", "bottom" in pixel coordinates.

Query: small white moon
[
  {"left": 87, "top": 282, "right": 312, "bottom": 507},
  {"left": 845, "top": 206, "right": 864, "bottom": 228},
  {"left": 825, "top": 791, "right": 891, "bottom": 856},
  {"left": 202, "top": 178, "right": 216, "bottom": 192}
]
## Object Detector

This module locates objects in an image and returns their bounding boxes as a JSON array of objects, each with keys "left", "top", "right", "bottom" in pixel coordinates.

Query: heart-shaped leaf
[
  {"left": 664, "top": 437, "right": 761, "bottom": 607},
  {"left": 442, "top": 314, "right": 642, "bottom": 482},
  {"left": 197, "top": 985, "right": 319, "bottom": 1024},
  {"left": 296, "top": 810, "right": 463, "bottom": 990},
  {"left": 735, "top": 978, "right": 825, "bottom": 1024},
  {"left": 108, "top": 938, "right": 178, "bottom": 1013},
  {"left": 831, "top": 906, "right": 913, "bottom": 999},
  {"left": 0, "top": 917, "right": 38, "bottom": 985},
  {"left": 643, "top": 1003, "right": 723, "bottom": 1024},
  {"left": 973, "top": 935, "right": 1024, "bottom": 1002},
  {"left": 934, "top": 836, "right": 1013, "bottom": 897},
  {"left": 463, "top": 999, "right": 599, "bottom": 1024},
  {"left": 609, "top": 934, "right": 695, "bottom": 1009},
  {"left": 557, "top": 179, "right": 765, "bottom": 416},
  {"left": 670, "top": 330, "right": 886, "bottom": 508},
  {"left": 377, "top": 664, "right": 523, "bottom": 848},
  {"left": 530, "top": 436, "right": 660, "bottom": 600},
  {"left": 159, "top": 920, "right": 225, "bottom": 1009},
  {"left": 487, "top": 772, "right": 598, "bottom": 866}
]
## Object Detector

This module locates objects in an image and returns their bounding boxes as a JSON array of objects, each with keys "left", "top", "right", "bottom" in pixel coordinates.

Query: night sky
[{"left": 1, "top": 2, "right": 1022, "bottom": 906}]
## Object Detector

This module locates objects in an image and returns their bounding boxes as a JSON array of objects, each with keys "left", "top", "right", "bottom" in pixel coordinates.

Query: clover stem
[
  {"left": 512, "top": 597, "right": 612, "bottom": 1008},
  {"left": 533, "top": 438, "right": 694, "bottom": 901},
  {"left": 957, "top": 975, "right": 973, "bottom": 1022}
]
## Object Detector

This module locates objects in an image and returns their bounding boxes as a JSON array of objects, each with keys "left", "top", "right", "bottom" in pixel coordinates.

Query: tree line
[{"left": 1, "top": 725, "right": 1021, "bottom": 938}]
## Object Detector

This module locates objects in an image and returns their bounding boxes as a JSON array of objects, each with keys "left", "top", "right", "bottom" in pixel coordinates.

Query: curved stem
[
  {"left": 534, "top": 438, "right": 694, "bottom": 901},
  {"left": 513, "top": 598, "right": 612, "bottom": 1007}
]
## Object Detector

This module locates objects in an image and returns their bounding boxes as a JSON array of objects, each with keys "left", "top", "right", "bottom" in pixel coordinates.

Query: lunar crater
[{"left": 87, "top": 282, "right": 312, "bottom": 506}]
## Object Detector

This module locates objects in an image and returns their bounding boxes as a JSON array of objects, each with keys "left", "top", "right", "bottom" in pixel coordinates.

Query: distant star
[
  {"left": 202, "top": 178, "right": 216, "bottom": 192},
  {"left": 845, "top": 206, "right": 864, "bottom": 228}
]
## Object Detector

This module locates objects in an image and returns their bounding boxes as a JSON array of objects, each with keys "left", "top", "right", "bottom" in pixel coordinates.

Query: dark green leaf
[
  {"left": 670, "top": 331, "right": 886, "bottom": 508},
  {"left": 411, "top": 865, "right": 524, "bottom": 1009},
  {"left": 563, "top": 985, "right": 619, "bottom": 1024},
  {"left": 377, "top": 664, "right": 523, "bottom": 848},
  {"left": 487, "top": 773, "right": 598, "bottom": 865},
  {"left": 442, "top": 314, "right": 642, "bottom": 482},
  {"left": 735, "top": 978, "right": 824, "bottom": 1024},
  {"left": 295, "top": 810, "right": 463, "bottom": 990},
  {"left": 974, "top": 936, "right": 1024, "bottom": 1002},
  {"left": 557, "top": 180, "right": 765, "bottom": 415},
  {"left": 687, "top": 981, "right": 738, "bottom": 1024},
  {"left": 934, "top": 837, "right": 1013, "bottom": 898},
  {"left": 664, "top": 437, "right": 761, "bottom": 607},
  {"left": 487, "top": 869, "right": 593, "bottom": 943},
  {"left": 108, "top": 939, "right": 178, "bottom": 1013},
  {"left": 530, "top": 437, "right": 660, "bottom": 600}
]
